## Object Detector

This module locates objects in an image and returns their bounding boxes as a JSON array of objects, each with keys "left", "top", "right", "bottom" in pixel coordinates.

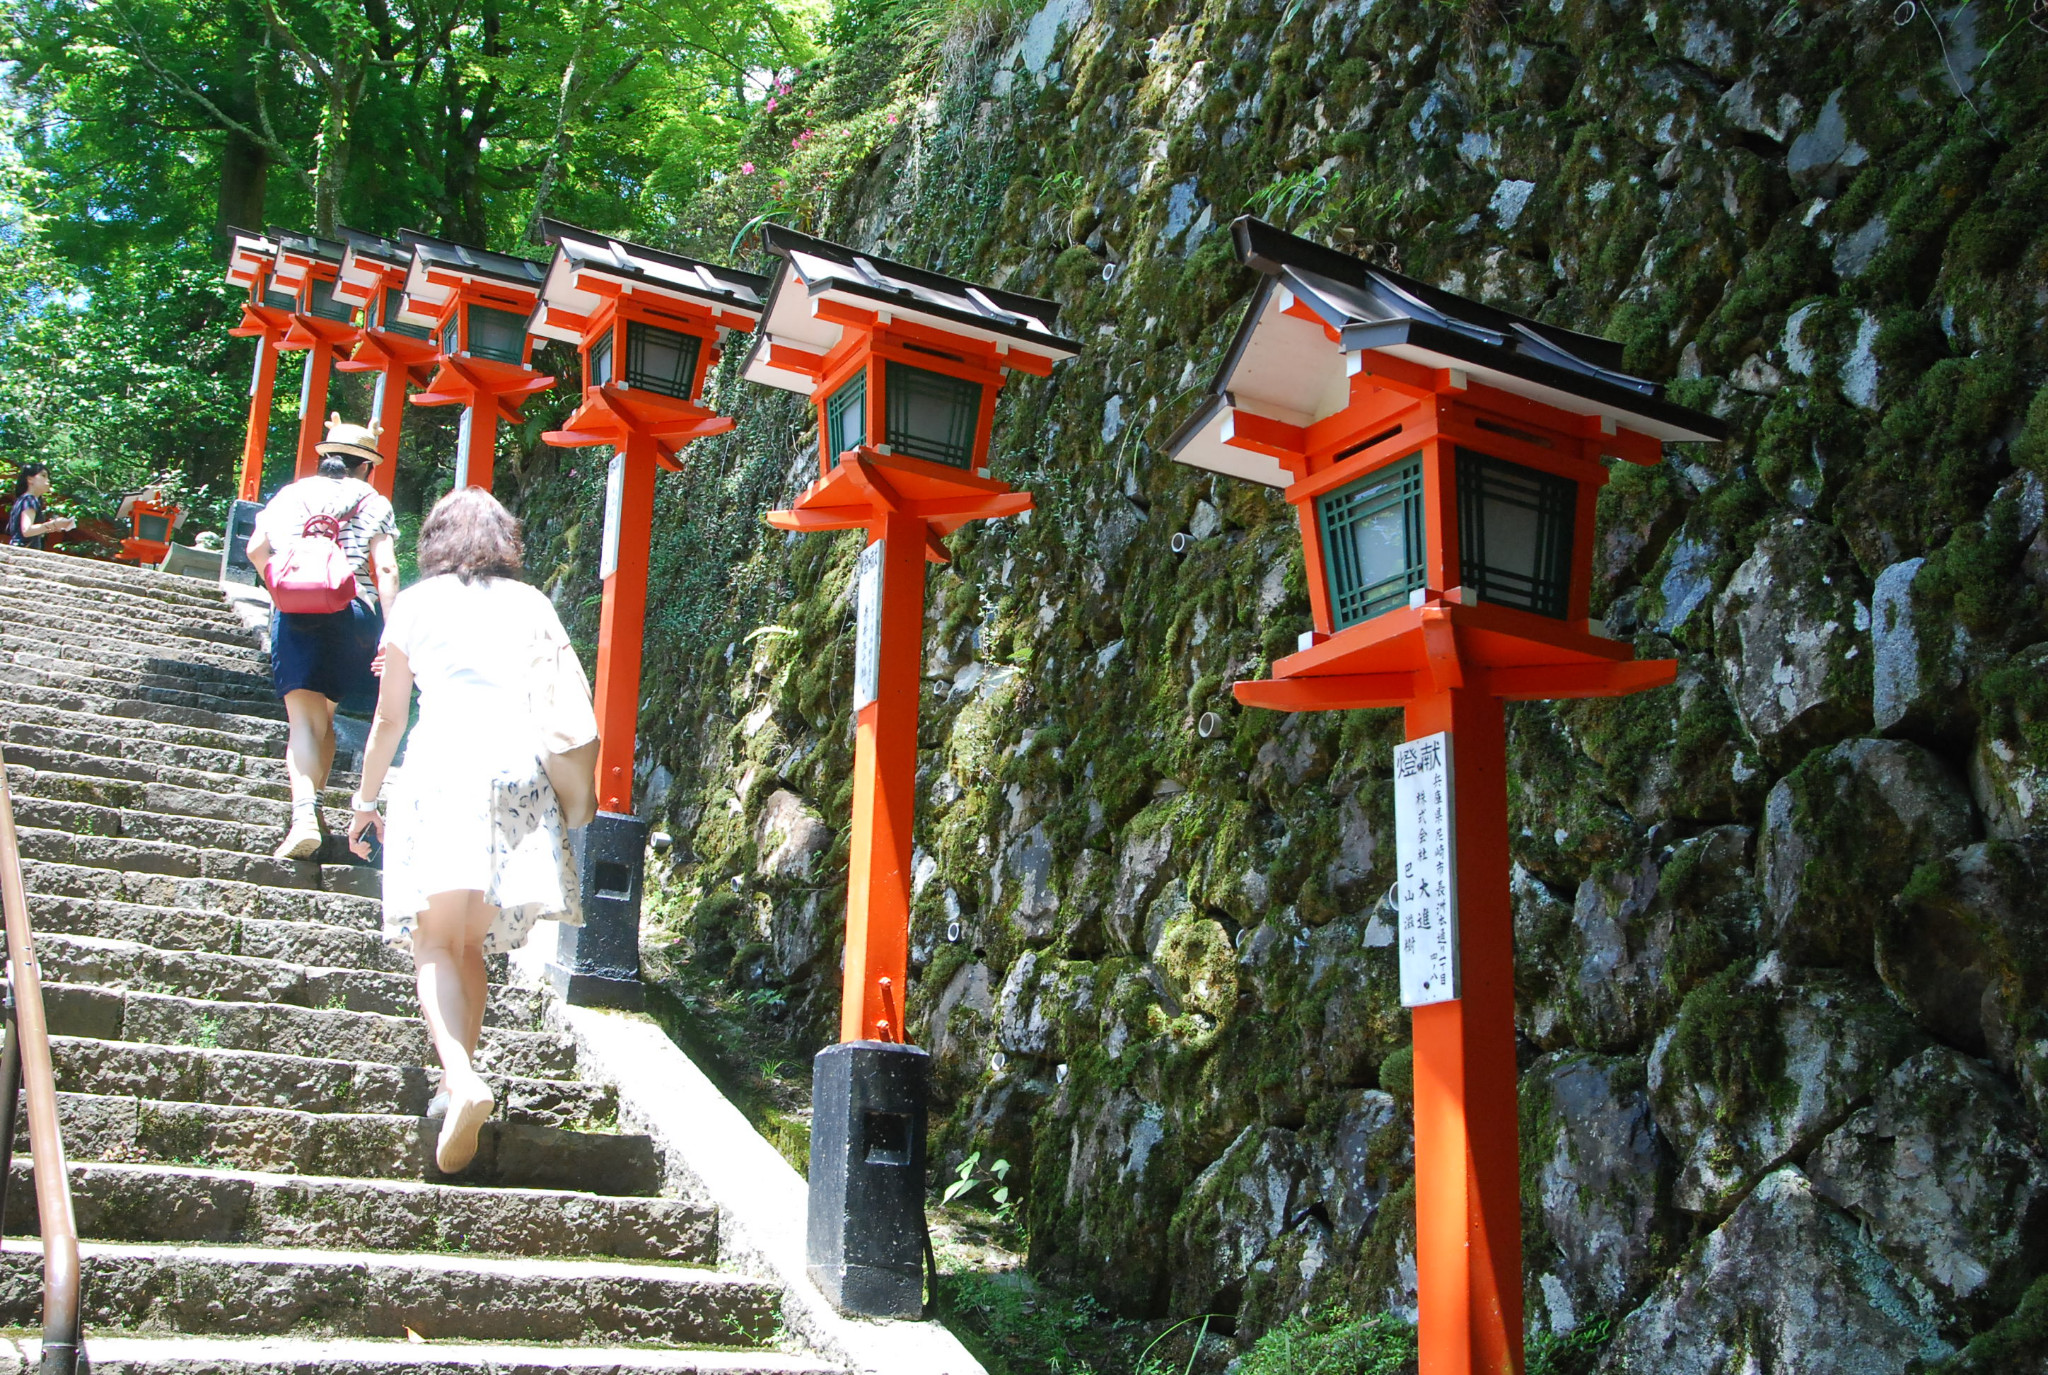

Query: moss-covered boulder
[
  {"left": 1759, "top": 737, "right": 1977, "bottom": 970},
  {"left": 1648, "top": 959, "right": 1924, "bottom": 1216},
  {"left": 1809, "top": 1047, "right": 2048, "bottom": 1329}
]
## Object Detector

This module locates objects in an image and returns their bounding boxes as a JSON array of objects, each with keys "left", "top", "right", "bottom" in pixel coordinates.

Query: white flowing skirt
[{"left": 380, "top": 729, "right": 583, "bottom": 954}]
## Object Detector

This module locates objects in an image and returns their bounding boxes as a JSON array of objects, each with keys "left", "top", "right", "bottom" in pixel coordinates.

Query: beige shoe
[
  {"left": 273, "top": 816, "right": 322, "bottom": 861},
  {"left": 435, "top": 1075, "right": 496, "bottom": 1174}
]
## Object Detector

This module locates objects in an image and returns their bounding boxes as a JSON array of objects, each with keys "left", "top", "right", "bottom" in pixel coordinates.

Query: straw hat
[{"left": 314, "top": 413, "right": 383, "bottom": 467}]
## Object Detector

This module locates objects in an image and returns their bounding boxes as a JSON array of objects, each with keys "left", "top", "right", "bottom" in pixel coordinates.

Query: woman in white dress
[{"left": 345, "top": 488, "right": 584, "bottom": 1173}]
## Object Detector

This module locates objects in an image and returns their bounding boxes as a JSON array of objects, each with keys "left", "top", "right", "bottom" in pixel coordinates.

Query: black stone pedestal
[
  {"left": 548, "top": 810, "right": 646, "bottom": 1010},
  {"left": 806, "top": 1040, "right": 929, "bottom": 1318},
  {"left": 223, "top": 499, "right": 264, "bottom": 586}
]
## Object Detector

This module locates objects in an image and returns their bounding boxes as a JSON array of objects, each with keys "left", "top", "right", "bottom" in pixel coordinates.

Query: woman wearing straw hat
[{"left": 247, "top": 415, "right": 400, "bottom": 860}]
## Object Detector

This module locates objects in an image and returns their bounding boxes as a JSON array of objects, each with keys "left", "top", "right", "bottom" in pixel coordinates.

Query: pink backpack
[{"left": 266, "top": 497, "right": 367, "bottom": 614}]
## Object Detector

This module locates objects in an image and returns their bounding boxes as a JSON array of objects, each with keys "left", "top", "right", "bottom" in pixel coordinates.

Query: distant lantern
[
  {"left": 225, "top": 228, "right": 292, "bottom": 505},
  {"left": 330, "top": 228, "right": 437, "bottom": 498},
  {"left": 740, "top": 226, "right": 1077, "bottom": 1321},
  {"left": 268, "top": 229, "right": 360, "bottom": 482},
  {"left": 113, "top": 484, "right": 184, "bottom": 566},
  {"left": 400, "top": 232, "right": 554, "bottom": 492},
  {"left": 526, "top": 218, "right": 768, "bottom": 1008},
  {"left": 1164, "top": 217, "right": 1724, "bottom": 1374}
]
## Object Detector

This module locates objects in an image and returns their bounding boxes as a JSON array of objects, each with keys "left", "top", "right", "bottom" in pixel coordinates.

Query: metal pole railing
[{"left": 0, "top": 742, "right": 81, "bottom": 1374}]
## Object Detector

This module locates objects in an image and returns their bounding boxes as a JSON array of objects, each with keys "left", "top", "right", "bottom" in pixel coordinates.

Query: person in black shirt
[{"left": 7, "top": 464, "right": 75, "bottom": 549}]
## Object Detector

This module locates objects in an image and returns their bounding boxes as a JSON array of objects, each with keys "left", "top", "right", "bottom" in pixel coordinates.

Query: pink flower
[
  {"left": 888, "top": 113, "right": 898, "bottom": 124},
  {"left": 568, "top": 469, "right": 579, "bottom": 479},
  {"left": 776, "top": 81, "right": 791, "bottom": 95},
  {"left": 765, "top": 98, "right": 777, "bottom": 112},
  {"left": 739, "top": 162, "right": 755, "bottom": 174}
]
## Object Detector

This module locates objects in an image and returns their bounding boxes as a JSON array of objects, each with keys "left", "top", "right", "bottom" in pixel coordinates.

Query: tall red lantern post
[
  {"left": 1165, "top": 218, "right": 1723, "bottom": 1374},
  {"left": 741, "top": 226, "right": 1077, "bottom": 1317},
  {"left": 225, "top": 229, "right": 293, "bottom": 503},
  {"left": 401, "top": 232, "right": 554, "bottom": 493},
  {"left": 526, "top": 219, "right": 768, "bottom": 1008},
  {"left": 268, "top": 229, "right": 362, "bottom": 480},
  {"left": 331, "top": 228, "right": 439, "bottom": 498}
]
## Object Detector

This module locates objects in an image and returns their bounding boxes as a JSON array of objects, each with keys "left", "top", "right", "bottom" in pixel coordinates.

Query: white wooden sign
[
  {"left": 852, "top": 539, "right": 884, "bottom": 712},
  {"left": 1394, "top": 731, "right": 1459, "bottom": 1006},
  {"left": 453, "top": 409, "right": 473, "bottom": 490},
  {"left": 600, "top": 450, "right": 624, "bottom": 581}
]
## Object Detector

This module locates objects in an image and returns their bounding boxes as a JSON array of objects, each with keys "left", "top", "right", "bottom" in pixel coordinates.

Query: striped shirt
[{"left": 252, "top": 476, "right": 398, "bottom": 589}]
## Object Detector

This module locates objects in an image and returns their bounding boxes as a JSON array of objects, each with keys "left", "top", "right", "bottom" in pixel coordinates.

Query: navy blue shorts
[{"left": 271, "top": 600, "right": 383, "bottom": 711}]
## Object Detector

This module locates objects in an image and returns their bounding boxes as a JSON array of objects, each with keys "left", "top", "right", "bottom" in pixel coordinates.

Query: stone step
[
  {"left": 5, "top": 1159, "right": 712, "bottom": 1262},
  {"left": 0, "top": 556, "right": 250, "bottom": 616},
  {"left": 49, "top": 1040, "right": 611, "bottom": 1130},
  {"left": 1, "top": 697, "right": 289, "bottom": 756},
  {"left": 0, "top": 590, "right": 262, "bottom": 651},
  {"left": 31, "top": 932, "right": 541, "bottom": 1028},
  {"left": 16, "top": 797, "right": 376, "bottom": 873},
  {"left": 0, "top": 674, "right": 284, "bottom": 727},
  {"left": 42, "top": 985, "right": 578, "bottom": 1080},
  {"left": 0, "top": 1242, "right": 770, "bottom": 1346},
  {"left": 9, "top": 720, "right": 284, "bottom": 784},
  {"left": 0, "top": 661, "right": 284, "bottom": 720},
  {"left": 40, "top": 1093, "right": 659, "bottom": 1194},
  {"left": 25, "top": 860, "right": 382, "bottom": 931},
  {"left": 30, "top": 895, "right": 414, "bottom": 978},
  {"left": 14, "top": 1337, "right": 839, "bottom": 1374},
  {"left": 1, "top": 629, "right": 269, "bottom": 686},
  {"left": 11, "top": 770, "right": 368, "bottom": 843},
  {"left": 17, "top": 827, "right": 382, "bottom": 900}
]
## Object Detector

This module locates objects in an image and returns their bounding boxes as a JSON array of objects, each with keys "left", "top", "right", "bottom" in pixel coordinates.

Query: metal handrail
[{"left": 0, "top": 742, "right": 81, "bottom": 1374}]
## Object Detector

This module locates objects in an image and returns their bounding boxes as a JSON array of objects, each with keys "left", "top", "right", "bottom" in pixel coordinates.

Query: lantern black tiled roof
[
  {"left": 399, "top": 231, "right": 548, "bottom": 291},
  {"left": 1166, "top": 217, "right": 1723, "bottom": 487},
  {"left": 336, "top": 227, "right": 410, "bottom": 270},
  {"left": 267, "top": 227, "right": 346, "bottom": 267},
  {"left": 528, "top": 220, "right": 769, "bottom": 344},
  {"left": 742, "top": 225, "right": 1079, "bottom": 393}
]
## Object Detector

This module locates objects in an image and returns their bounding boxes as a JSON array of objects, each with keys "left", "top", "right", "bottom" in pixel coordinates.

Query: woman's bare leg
[
  {"left": 459, "top": 902, "right": 497, "bottom": 1056},
  {"left": 412, "top": 890, "right": 497, "bottom": 1172},
  {"left": 276, "top": 689, "right": 337, "bottom": 859}
]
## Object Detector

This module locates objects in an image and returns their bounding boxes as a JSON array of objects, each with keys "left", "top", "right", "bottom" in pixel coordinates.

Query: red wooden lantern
[
  {"left": 269, "top": 229, "right": 361, "bottom": 482},
  {"left": 331, "top": 228, "right": 437, "bottom": 499},
  {"left": 225, "top": 229, "right": 292, "bottom": 503},
  {"left": 1165, "top": 217, "right": 1724, "bottom": 1375},
  {"left": 113, "top": 488, "right": 183, "bottom": 566},
  {"left": 744, "top": 225, "right": 1079, "bottom": 1048},
  {"left": 527, "top": 219, "right": 768, "bottom": 1005},
  {"left": 742, "top": 227, "right": 1077, "bottom": 1318},
  {"left": 400, "top": 232, "right": 555, "bottom": 492}
]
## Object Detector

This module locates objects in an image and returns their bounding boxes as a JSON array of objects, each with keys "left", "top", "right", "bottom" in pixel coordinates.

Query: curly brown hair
[{"left": 417, "top": 487, "right": 524, "bottom": 582}]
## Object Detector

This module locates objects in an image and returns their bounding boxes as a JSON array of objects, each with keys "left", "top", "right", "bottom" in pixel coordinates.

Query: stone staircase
[{"left": 0, "top": 545, "right": 838, "bottom": 1373}]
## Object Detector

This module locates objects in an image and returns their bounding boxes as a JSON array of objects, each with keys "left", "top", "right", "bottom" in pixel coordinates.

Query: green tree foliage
[{"left": 0, "top": 0, "right": 820, "bottom": 526}]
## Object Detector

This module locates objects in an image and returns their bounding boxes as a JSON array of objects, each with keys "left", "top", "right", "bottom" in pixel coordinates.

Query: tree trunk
[{"left": 215, "top": 128, "right": 270, "bottom": 257}]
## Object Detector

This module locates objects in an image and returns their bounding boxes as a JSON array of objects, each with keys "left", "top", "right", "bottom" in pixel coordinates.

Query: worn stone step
[
  {"left": 0, "top": 629, "right": 269, "bottom": 686},
  {"left": 0, "top": 646, "right": 273, "bottom": 707},
  {"left": 48, "top": 1040, "right": 611, "bottom": 1129},
  {"left": 0, "top": 668, "right": 284, "bottom": 725},
  {"left": 4, "top": 1159, "right": 710, "bottom": 1262},
  {"left": 15, "top": 798, "right": 375, "bottom": 875},
  {"left": 42, "top": 985, "right": 578, "bottom": 1080},
  {"left": 31, "top": 933, "right": 540, "bottom": 1028},
  {"left": 0, "top": 1242, "right": 768, "bottom": 1345},
  {"left": 0, "top": 559, "right": 248, "bottom": 619},
  {"left": 0, "top": 661, "right": 284, "bottom": 721},
  {"left": 1, "top": 697, "right": 288, "bottom": 757},
  {"left": 17, "top": 826, "right": 370, "bottom": 897},
  {"left": 9, "top": 1337, "right": 838, "bottom": 1374},
  {"left": 0, "top": 550, "right": 245, "bottom": 608},
  {"left": 8, "top": 754, "right": 292, "bottom": 808},
  {"left": 30, "top": 895, "right": 413, "bottom": 977},
  {"left": 0, "top": 591, "right": 261, "bottom": 649},
  {"left": 40, "top": 1093, "right": 659, "bottom": 1194},
  {"left": 24, "top": 859, "right": 382, "bottom": 931}
]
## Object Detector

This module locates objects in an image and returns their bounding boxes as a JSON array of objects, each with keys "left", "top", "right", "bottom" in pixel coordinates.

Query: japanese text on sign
[
  {"left": 852, "top": 539, "right": 883, "bottom": 712},
  {"left": 1393, "top": 731, "right": 1459, "bottom": 1007}
]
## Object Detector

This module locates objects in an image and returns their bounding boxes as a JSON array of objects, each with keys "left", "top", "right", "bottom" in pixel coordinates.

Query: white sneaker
[{"left": 274, "top": 817, "right": 322, "bottom": 861}]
